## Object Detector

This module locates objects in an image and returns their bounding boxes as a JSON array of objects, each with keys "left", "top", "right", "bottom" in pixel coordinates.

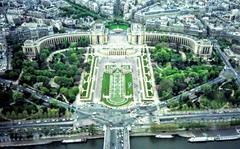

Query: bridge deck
[{"left": 103, "top": 126, "right": 130, "bottom": 149}]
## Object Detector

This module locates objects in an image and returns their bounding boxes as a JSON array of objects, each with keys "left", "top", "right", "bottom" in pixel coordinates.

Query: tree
[
  {"left": 78, "top": 37, "right": 90, "bottom": 47},
  {"left": 54, "top": 62, "right": 66, "bottom": 70},
  {"left": 150, "top": 123, "right": 160, "bottom": 132},
  {"left": 232, "top": 89, "right": 240, "bottom": 104},
  {"left": 23, "top": 60, "right": 38, "bottom": 72},
  {"left": 36, "top": 76, "right": 49, "bottom": 83},
  {"left": 39, "top": 48, "right": 50, "bottom": 62},
  {"left": 21, "top": 73, "right": 36, "bottom": 85},
  {"left": 158, "top": 79, "right": 173, "bottom": 97},
  {"left": 40, "top": 87, "right": 50, "bottom": 95},
  {"left": 11, "top": 51, "right": 26, "bottom": 70},
  {"left": 88, "top": 124, "right": 97, "bottom": 135},
  {"left": 83, "top": 63, "right": 91, "bottom": 72},
  {"left": 22, "top": 110, "right": 28, "bottom": 118},
  {"left": 212, "top": 91, "right": 225, "bottom": 101},
  {"left": 36, "top": 109, "right": 43, "bottom": 119},
  {"left": 68, "top": 86, "right": 79, "bottom": 103},
  {"left": 55, "top": 77, "right": 73, "bottom": 87},
  {"left": 70, "top": 86, "right": 79, "bottom": 95},
  {"left": 150, "top": 123, "right": 178, "bottom": 132},
  {"left": 5, "top": 112, "right": 11, "bottom": 118},
  {"left": 60, "top": 87, "right": 68, "bottom": 95},
  {"left": 153, "top": 48, "right": 172, "bottom": 64},
  {"left": 17, "top": 113, "right": 24, "bottom": 119},
  {"left": 70, "top": 53, "right": 78, "bottom": 63},
  {"left": 201, "top": 84, "right": 212, "bottom": 95},
  {"left": 12, "top": 91, "right": 24, "bottom": 102},
  {"left": 64, "top": 110, "right": 72, "bottom": 118},
  {"left": 10, "top": 111, "right": 17, "bottom": 119},
  {"left": 70, "top": 42, "right": 77, "bottom": 50}
]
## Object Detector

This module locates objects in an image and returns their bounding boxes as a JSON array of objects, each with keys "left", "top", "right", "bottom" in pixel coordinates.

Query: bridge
[{"left": 103, "top": 126, "right": 130, "bottom": 149}]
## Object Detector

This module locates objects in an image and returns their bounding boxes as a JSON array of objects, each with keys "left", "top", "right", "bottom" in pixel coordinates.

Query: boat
[
  {"left": 155, "top": 134, "right": 174, "bottom": 139},
  {"left": 61, "top": 138, "right": 87, "bottom": 144},
  {"left": 188, "top": 136, "right": 215, "bottom": 143},
  {"left": 188, "top": 134, "right": 240, "bottom": 143},
  {"left": 214, "top": 135, "right": 240, "bottom": 141}
]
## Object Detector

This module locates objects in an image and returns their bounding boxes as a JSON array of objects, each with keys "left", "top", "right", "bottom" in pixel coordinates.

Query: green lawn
[
  {"left": 83, "top": 82, "right": 88, "bottom": 90},
  {"left": 101, "top": 66, "right": 133, "bottom": 107},
  {"left": 125, "top": 73, "right": 133, "bottom": 96},
  {"left": 108, "top": 24, "right": 129, "bottom": 30},
  {"left": 81, "top": 91, "right": 87, "bottom": 96},
  {"left": 101, "top": 73, "right": 110, "bottom": 96}
]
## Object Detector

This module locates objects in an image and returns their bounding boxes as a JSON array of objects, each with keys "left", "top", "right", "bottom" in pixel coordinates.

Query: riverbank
[
  {"left": 1, "top": 128, "right": 238, "bottom": 148},
  {"left": 0, "top": 134, "right": 104, "bottom": 148},
  {"left": 1, "top": 131, "right": 191, "bottom": 148}
]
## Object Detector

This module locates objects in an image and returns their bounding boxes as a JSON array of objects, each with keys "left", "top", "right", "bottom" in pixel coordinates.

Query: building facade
[
  {"left": 23, "top": 23, "right": 212, "bottom": 59},
  {"left": 22, "top": 24, "right": 108, "bottom": 58},
  {"left": 127, "top": 24, "right": 213, "bottom": 58}
]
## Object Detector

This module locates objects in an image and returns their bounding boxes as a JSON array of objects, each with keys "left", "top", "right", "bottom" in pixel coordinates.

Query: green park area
[
  {"left": 150, "top": 39, "right": 240, "bottom": 111},
  {"left": 152, "top": 42, "right": 223, "bottom": 99},
  {"left": 0, "top": 39, "right": 90, "bottom": 120},
  {"left": 101, "top": 65, "right": 133, "bottom": 107},
  {"left": 105, "top": 20, "right": 130, "bottom": 30},
  {"left": 79, "top": 54, "right": 96, "bottom": 99}
]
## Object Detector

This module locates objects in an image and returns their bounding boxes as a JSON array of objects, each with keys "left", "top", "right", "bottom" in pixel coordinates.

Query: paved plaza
[{"left": 76, "top": 30, "right": 157, "bottom": 108}]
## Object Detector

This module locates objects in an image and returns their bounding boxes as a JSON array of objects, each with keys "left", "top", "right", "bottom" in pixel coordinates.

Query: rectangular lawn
[
  {"left": 102, "top": 73, "right": 110, "bottom": 96},
  {"left": 125, "top": 73, "right": 133, "bottom": 96}
]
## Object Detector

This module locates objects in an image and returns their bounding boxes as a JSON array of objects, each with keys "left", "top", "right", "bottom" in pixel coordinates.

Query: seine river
[{"left": 9, "top": 136, "right": 240, "bottom": 149}]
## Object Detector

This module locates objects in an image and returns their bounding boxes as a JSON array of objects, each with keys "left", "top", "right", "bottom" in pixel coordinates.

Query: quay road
[
  {"left": 158, "top": 111, "right": 240, "bottom": 124},
  {"left": 0, "top": 118, "right": 75, "bottom": 130},
  {"left": 1, "top": 110, "right": 240, "bottom": 130}
]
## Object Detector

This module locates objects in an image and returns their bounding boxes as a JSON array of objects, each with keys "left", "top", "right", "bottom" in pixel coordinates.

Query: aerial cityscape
[{"left": 0, "top": 0, "right": 240, "bottom": 148}]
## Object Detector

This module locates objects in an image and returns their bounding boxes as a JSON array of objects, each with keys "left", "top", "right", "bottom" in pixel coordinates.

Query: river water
[{"left": 8, "top": 136, "right": 240, "bottom": 149}]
